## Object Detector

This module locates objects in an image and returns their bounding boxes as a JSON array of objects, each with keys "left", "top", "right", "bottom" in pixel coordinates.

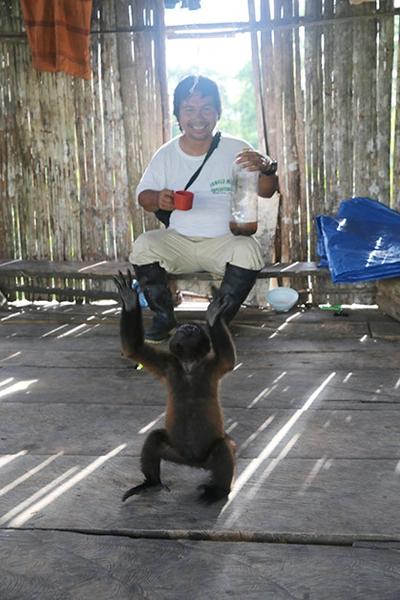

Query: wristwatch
[{"left": 261, "top": 159, "right": 278, "bottom": 176}]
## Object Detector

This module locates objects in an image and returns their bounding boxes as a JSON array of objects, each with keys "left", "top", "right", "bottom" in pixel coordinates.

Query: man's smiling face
[{"left": 178, "top": 92, "right": 218, "bottom": 142}]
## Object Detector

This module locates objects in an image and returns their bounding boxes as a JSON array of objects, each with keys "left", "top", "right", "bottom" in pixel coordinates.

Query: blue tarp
[{"left": 316, "top": 197, "right": 400, "bottom": 283}]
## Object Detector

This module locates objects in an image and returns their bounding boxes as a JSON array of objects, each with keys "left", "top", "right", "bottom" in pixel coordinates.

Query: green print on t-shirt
[{"left": 210, "top": 178, "right": 231, "bottom": 194}]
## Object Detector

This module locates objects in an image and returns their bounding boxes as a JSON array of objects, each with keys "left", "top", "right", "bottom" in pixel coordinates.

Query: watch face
[{"left": 263, "top": 160, "right": 277, "bottom": 175}]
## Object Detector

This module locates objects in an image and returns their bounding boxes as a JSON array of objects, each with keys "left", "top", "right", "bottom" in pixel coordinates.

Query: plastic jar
[{"left": 229, "top": 148, "right": 258, "bottom": 236}]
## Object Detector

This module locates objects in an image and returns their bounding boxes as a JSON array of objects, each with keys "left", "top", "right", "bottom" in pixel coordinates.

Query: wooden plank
[
  {"left": 1, "top": 401, "right": 399, "bottom": 461},
  {"left": 0, "top": 259, "right": 329, "bottom": 280},
  {"left": 1, "top": 455, "right": 399, "bottom": 536},
  {"left": 0, "top": 348, "right": 124, "bottom": 370},
  {"left": 369, "top": 320, "right": 400, "bottom": 340},
  {"left": 376, "top": 277, "right": 400, "bottom": 323},
  {"left": 313, "top": 278, "right": 378, "bottom": 306},
  {"left": 0, "top": 283, "right": 119, "bottom": 301},
  {"left": 1, "top": 301, "right": 390, "bottom": 324},
  {"left": 376, "top": 299, "right": 400, "bottom": 324},
  {"left": 1, "top": 530, "right": 399, "bottom": 600},
  {"left": 221, "top": 369, "right": 400, "bottom": 409},
  {"left": 0, "top": 365, "right": 165, "bottom": 406},
  {"left": 0, "top": 259, "right": 332, "bottom": 303},
  {"left": 0, "top": 304, "right": 121, "bottom": 325},
  {"left": 232, "top": 345, "right": 400, "bottom": 369},
  {"left": 5, "top": 355, "right": 393, "bottom": 403}
]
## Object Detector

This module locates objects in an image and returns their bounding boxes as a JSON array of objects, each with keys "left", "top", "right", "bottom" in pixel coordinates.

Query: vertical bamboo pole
[
  {"left": 154, "top": 0, "right": 170, "bottom": 145},
  {"left": 376, "top": 1, "right": 394, "bottom": 205},
  {"left": 304, "top": 1, "right": 324, "bottom": 260},
  {"left": 322, "top": 0, "right": 336, "bottom": 215},
  {"left": 248, "top": 0, "right": 266, "bottom": 155},
  {"left": 352, "top": 2, "right": 377, "bottom": 199},
  {"left": 274, "top": 0, "right": 302, "bottom": 263},
  {"left": 293, "top": 5, "right": 307, "bottom": 261},
  {"left": 333, "top": 0, "right": 354, "bottom": 202},
  {"left": 392, "top": 16, "right": 400, "bottom": 212},
  {"left": 0, "top": 38, "right": 14, "bottom": 257}
]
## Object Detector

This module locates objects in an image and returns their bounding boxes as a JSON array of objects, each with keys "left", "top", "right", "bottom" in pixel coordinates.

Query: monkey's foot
[
  {"left": 197, "top": 483, "right": 230, "bottom": 504},
  {"left": 122, "top": 480, "right": 171, "bottom": 502}
]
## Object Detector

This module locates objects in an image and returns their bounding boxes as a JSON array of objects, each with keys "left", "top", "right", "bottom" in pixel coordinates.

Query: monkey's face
[{"left": 169, "top": 323, "right": 211, "bottom": 363}]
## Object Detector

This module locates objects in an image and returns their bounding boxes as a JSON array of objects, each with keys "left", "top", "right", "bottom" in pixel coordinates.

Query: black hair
[{"left": 173, "top": 75, "right": 222, "bottom": 130}]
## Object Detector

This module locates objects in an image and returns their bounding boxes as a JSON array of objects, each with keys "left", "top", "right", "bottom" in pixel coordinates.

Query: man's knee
[
  {"left": 129, "top": 231, "right": 164, "bottom": 264},
  {"left": 229, "top": 237, "right": 264, "bottom": 270}
]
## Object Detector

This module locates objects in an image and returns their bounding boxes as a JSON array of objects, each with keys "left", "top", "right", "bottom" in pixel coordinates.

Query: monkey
[{"left": 113, "top": 270, "right": 237, "bottom": 504}]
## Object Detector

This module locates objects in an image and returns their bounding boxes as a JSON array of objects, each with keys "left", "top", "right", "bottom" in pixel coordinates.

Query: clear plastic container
[{"left": 229, "top": 148, "right": 258, "bottom": 236}]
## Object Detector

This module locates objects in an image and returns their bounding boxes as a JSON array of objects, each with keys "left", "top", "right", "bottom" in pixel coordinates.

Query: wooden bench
[{"left": 0, "top": 258, "right": 329, "bottom": 302}]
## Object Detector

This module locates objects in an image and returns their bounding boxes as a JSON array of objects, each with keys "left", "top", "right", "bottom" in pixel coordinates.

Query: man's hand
[
  {"left": 235, "top": 150, "right": 274, "bottom": 173},
  {"left": 138, "top": 189, "right": 175, "bottom": 212},
  {"left": 157, "top": 189, "right": 175, "bottom": 211},
  {"left": 235, "top": 151, "right": 279, "bottom": 198}
]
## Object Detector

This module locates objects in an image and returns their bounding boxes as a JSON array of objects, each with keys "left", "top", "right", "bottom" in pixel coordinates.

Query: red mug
[{"left": 174, "top": 190, "right": 194, "bottom": 210}]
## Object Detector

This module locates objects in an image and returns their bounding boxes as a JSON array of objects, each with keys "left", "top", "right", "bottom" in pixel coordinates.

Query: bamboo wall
[
  {"left": 0, "top": 0, "right": 399, "bottom": 303},
  {"left": 256, "top": 0, "right": 399, "bottom": 303},
  {"left": 259, "top": 0, "right": 399, "bottom": 263},
  {"left": 0, "top": 0, "right": 166, "bottom": 265}
]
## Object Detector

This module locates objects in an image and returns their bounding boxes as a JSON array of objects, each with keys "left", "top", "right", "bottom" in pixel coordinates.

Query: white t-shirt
[{"left": 136, "top": 133, "right": 254, "bottom": 238}]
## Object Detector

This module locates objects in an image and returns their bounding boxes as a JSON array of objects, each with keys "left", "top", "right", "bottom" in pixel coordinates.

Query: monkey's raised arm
[
  {"left": 206, "top": 287, "right": 236, "bottom": 376},
  {"left": 113, "top": 270, "right": 171, "bottom": 377}
]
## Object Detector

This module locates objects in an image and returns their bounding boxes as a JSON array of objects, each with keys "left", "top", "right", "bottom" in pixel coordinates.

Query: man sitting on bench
[{"left": 129, "top": 75, "right": 278, "bottom": 343}]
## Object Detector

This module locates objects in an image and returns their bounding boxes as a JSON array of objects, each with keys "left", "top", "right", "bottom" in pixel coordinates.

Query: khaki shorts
[{"left": 129, "top": 229, "right": 264, "bottom": 275}]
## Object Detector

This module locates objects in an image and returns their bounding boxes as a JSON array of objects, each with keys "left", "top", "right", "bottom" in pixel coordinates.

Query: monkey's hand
[
  {"left": 207, "top": 286, "right": 236, "bottom": 374},
  {"left": 207, "top": 285, "right": 230, "bottom": 328},
  {"left": 122, "top": 480, "right": 171, "bottom": 502},
  {"left": 113, "top": 270, "right": 138, "bottom": 313}
]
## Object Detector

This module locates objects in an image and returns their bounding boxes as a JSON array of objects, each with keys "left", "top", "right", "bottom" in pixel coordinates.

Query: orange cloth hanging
[{"left": 21, "top": 0, "right": 93, "bottom": 79}]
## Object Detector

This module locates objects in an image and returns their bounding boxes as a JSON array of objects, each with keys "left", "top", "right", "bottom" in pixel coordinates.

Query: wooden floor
[{"left": 1, "top": 298, "right": 400, "bottom": 599}]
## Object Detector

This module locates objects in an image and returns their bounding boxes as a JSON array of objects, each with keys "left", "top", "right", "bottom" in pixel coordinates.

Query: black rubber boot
[
  {"left": 132, "top": 262, "right": 177, "bottom": 343},
  {"left": 219, "top": 263, "right": 259, "bottom": 324}
]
